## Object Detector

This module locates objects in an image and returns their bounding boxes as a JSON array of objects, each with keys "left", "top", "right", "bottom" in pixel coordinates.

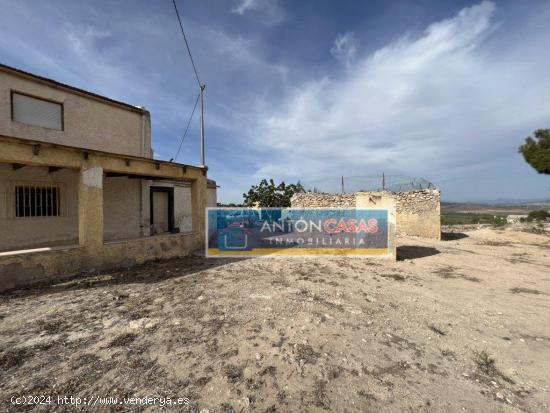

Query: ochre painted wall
[
  {"left": 0, "top": 163, "right": 79, "bottom": 250},
  {"left": 0, "top": 69, "right": 151, "bottom": 158},
  {"left": 0, "top": 232, "right": 203, "bottom": 292},
  {"left": 103, "top": 176, "right": 142, "bottom": 241},
  {"left": 0, "top": 165, "right": 147, "bottom": 250}
]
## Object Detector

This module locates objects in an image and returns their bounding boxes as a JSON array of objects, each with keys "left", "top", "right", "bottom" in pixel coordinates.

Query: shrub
[{"left": 526, "top": 210, "right": 550, "bottom": 222}]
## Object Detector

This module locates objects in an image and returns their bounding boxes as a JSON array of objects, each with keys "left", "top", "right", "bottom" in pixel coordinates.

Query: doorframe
[{"left": 150, "top": 186, "right": 175, "bottom": 234}]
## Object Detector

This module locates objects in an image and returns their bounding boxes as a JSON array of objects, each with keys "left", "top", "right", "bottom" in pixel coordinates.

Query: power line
[
  {"left": 171, "top": 0, "right": 202, "bottom": 88},
  {"left": 171, "top": 91, "right": 200, "bottom": 162}
]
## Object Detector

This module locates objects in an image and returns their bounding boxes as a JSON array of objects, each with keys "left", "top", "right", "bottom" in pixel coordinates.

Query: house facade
[{"left": 0, "top": 63, "right": 216, "bottom": 290}]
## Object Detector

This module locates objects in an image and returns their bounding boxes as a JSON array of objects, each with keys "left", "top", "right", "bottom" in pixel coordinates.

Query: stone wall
[
  {"left": 290, "top": 193, "right": 357, "bottom": 208},
  {"left": 291, "top": 188, "right": 441, "bottom": 240},
  {"left": 394, "top": 189, "right": 441, "bottom": 239}
]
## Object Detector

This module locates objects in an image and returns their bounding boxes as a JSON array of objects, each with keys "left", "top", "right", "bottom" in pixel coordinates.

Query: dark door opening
[{"left": 150, "top": 187, "right": 175, "bottom": 235}]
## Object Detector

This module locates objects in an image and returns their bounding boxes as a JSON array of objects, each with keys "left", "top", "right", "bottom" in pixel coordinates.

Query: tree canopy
[
  {"left": 243, "top": 179, "right": 305, "bottom": 208},
  {"left": 519, "top": 129, "right": 550, "bottom": 174},
  {"left": 526, "top": 210, "right": 550, "bottom": 222}
]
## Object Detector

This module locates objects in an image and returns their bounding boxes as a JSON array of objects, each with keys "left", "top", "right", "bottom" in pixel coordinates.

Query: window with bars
[{"left": 15, "top": 185, "right": 61, "bottom": 218}]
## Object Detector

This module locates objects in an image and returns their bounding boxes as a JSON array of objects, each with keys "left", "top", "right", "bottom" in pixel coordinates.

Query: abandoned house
[{"left": 0, "top": 63, "right": 216, "bottom": 291}]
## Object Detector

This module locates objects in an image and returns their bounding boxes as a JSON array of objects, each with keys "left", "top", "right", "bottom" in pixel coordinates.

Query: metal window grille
[{"left": 14, "top": 185, "right": 61, "bottom": 218}]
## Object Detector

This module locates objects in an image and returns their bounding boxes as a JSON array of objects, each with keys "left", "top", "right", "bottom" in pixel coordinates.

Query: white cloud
[
  {"left": 232, "top": 0, "right": 260, "bottom": 15},
  {"left": 2, "top": 0, "right": 549, "bottom": 202},
  {"left": 330, "top": 32, "right": 358, "bottom": 66},
  {"left": 231, "top": 0, "right": 287, "bottom": 26},
  {"left": 245, "top": 1, "right": 550, "bottom": 197}
]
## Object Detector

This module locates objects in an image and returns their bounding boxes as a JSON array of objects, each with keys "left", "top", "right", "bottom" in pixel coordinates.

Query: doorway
[{"left": 150, "top": 187, "right": 174, "bottom": 234}]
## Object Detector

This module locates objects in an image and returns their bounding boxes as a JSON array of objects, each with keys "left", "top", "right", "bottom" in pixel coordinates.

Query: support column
[
  {"left": 139, "top": 179, "right": 151, "bottom": 237},
  {"left": 78, "top": 160, "right": 104, "bottom": 253},
  {"left": 191, "top": 175, "right": 207, "bottom": 244}
]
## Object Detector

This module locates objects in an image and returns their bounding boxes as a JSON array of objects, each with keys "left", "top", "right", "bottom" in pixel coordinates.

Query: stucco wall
[
  {"left": 145, "top": 180, "right": 217, "bottom": 234},
  {"left": 147, "top": 180, "right": 193, "bottom": 234},
  {"left": 207, "top": 185, "right": 217, "bottom": 208},
  {"left": 103, "top": 176, "right": 142, "bottom": 241},
  {"left": 0, "top": 69, "right": 151, "bottom": 158},
  {"left": 0, "top": 232, "right": 202, "bottom": 292},
  {"left": 291, "top": 189, "right": 441, "bottom": 240},
  {"left": 0, "top": 165, "right": 150, "bottom": 249},
  {"left": 0, "top": 163, "right": 79, "bottom": 250},
  {"left": 175, "top": 185, "right": 193, "bottom": 233}
]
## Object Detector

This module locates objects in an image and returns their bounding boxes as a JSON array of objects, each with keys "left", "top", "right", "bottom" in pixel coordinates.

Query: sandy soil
[{"left": 1, "top": 226, "right": 549, "bottom": 412}]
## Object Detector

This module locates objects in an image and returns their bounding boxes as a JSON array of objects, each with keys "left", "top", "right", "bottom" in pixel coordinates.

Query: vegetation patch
[
  {"left": 108, "top": 333, "right": 138, "bottom": 347},
  {"left": 294, "top": 343, "right": 320, "bottom": 365},
  {"left": 442, "top": 213, "right": 506, "bottom": 226},
  {"left": 313, "top": 380, "right": 330, "bottom": 408},
  {"left": 380, "top": 273, "right": 406, "bottom": 281},
  {"left": 434, "top": 266, "right": 459, "bottom": 279},
  {"left": 223, "top": 364, "right": 243, "bottom": 383},
  {"left": 522, "top": 210, "right": 550, "bottom": 222},
  {"left": 510, "top": 287, "right": 544, "bottom": 295},
  {"left": 473, "top": 350, "right": 515, "bottom": 384},
  {"left": 0, "top": 348, "right": 29, "bottom": 370},
  {"left": 428, "top": 324, "right": 447, "bottom": 336}
]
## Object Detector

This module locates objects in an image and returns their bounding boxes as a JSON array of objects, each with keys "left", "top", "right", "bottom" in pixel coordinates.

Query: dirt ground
[{"left": 1, "top": 225, "right": 549, "bottom": 412}]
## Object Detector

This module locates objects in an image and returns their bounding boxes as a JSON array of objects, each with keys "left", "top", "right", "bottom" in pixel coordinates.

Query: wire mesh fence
[{"left": 300, "top": 174, "right": 434, "bottom": 194}]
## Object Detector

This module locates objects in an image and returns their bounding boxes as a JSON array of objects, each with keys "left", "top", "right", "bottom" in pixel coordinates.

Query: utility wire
[
  {"left": 171, "top": 0, "right": 202, "bottom": 88},
  {"left": 172, "top": 91, "right": 200, "bottom": 162}
]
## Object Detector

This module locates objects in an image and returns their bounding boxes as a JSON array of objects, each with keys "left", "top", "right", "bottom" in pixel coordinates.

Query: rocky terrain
[{"left": 0, "top": 225, "right": 549, "bottom": 412}]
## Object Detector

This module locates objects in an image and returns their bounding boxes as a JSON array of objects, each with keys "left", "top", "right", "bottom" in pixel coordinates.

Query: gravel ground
[{"left": 1, "top": 225, "right": 549, "bottom": 412}]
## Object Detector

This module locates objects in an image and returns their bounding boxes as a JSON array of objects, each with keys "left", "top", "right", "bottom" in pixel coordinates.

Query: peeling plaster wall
[
  {"left": 143, "top": 181, "right": 217, "bottom": 234},
  {"left": 0, "top": 246, "right": 84, "bottom": 291},
  {"left": 0, "top": 232, "right": 202, "bottom": 292},
  {"left": 291, "top": 189, "right": 441, "bottom": 240},
  {"left": 148, "top": 180, "right": 193, "bottom": 234}
]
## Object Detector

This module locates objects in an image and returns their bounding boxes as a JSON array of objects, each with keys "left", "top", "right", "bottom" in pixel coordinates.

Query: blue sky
[{"left": 1, "top": 0, "right": 549, "bottom": 202}]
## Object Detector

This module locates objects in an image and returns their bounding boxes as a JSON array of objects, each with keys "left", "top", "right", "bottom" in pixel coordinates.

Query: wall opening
[{"left": 150, "top": 186, "right": 175, "bottom": 235}]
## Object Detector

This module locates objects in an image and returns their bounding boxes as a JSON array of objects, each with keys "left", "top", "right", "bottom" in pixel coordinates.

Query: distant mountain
[
  {"left": 441, "top": 199, "right": 550, "bottom": 215},
  {"left": 443, "top": 198, "right": 550, "bottom": 206},
  {"left": 487, "top": 198, "right": 550, "bottom": 205}
]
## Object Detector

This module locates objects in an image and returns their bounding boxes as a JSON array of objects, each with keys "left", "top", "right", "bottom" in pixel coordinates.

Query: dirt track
[{"left": 1, "top": 226, "right": 549, "bottom": 412}]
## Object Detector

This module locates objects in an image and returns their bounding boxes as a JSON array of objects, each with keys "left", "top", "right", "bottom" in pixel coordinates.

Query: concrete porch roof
[{"left": 0, "top": 134, "right": 207, "bottom": 181}]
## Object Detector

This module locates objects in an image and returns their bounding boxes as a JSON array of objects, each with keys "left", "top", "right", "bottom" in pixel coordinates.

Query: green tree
[
  {"left": 526, "top": 210, "right": 550, "bottom": 222},
  {"left": 519, "top": 129, "right": 550, "bottom": 174},
  {"left": 243, "top": 179, "right": 305, "bottom": 207}
]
